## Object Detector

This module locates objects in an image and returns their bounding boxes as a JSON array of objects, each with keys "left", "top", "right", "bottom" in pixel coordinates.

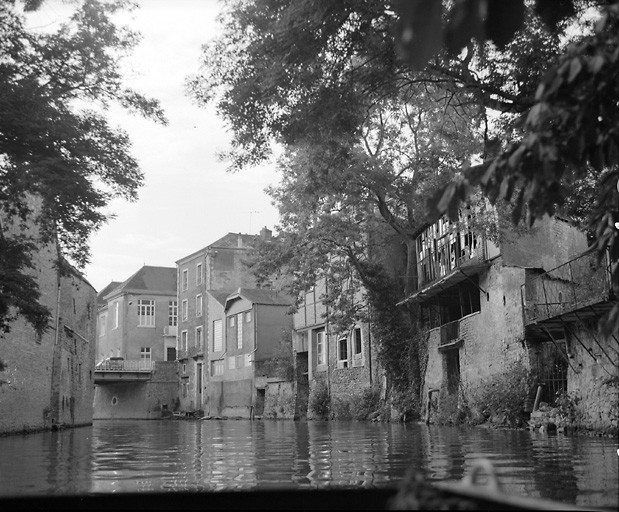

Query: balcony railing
[
  {"left": 95, "top": 359, "right": 153, "bottom": 372},
  {"left": 439, "top": 320, "right": 460, "bottom": 347},
  {"left": 522, "top": 250, "right": 612, "bottom": 324}
]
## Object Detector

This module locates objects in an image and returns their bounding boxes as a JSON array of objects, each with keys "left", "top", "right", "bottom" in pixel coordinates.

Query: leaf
[
  {"left": 568, "top": 58, "right": 582, "bottom": 83},
  {"left": 588, "top": 55, "right": 605, "bottom": 73},
  {"left": 435, "top": 182, "right": 456, "bottom": 216},
  {"left": 394, "top": 0, "right": 443, "bottom": 70},
  {"left": 486, "top": 0, "right": 525, "bottom": 50}
]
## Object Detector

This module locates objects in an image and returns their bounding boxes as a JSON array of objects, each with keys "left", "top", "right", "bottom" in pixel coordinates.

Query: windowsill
[{"left": 137, "top": 326, "right": 156, "bottom": 329}]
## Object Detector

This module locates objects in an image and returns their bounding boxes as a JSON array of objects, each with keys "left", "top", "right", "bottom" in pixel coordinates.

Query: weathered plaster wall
[
  {"left": 566, "top": 323, "right": 618, "bottom": 430},
  {"left": 263, "top": 379, "right": 295, "bottom": 419},
  {"left": 421, "top": 261, "right": 530, "bottom": 419},
  {"left": 93, "top": 361, "right": 178, "bottom": 419}
]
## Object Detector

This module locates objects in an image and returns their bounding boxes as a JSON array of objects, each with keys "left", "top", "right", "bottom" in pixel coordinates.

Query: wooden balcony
[{"left": 522, "top": 249, "right": 613, "bottom": 337}]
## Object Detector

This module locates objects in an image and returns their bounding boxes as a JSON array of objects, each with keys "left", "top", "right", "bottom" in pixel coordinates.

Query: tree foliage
[
  {"left": 0, "top": 0, "right": 166, "bottom": 334},
  {"left": 189, "top": 0, "right": 619, "bottom": 402}
]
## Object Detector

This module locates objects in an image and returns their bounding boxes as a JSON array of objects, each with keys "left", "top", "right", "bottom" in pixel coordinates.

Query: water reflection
[{"left": 0, "top": 420, "right": 616, "bottom": 509}]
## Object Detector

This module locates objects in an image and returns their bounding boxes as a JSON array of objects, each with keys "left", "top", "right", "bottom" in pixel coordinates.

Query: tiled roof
[
  {"left": 97, "top": 281, "right": 122, "bottom": 305},
  {"left": 225, "top": 287, "right": 293, "bottom": 310},
  {"left": 206, "top": 289, "right": 233, "bottom": 306},
  {"left": 106, "top": 266, "right": 176, "bottom": 298},
  {"left": 209, "top": 232, "right": 258, "bottom": 249}
]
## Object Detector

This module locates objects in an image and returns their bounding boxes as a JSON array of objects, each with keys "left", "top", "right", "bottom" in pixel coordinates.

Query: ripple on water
[{"left": 0, "top": 420, "right": 616, "bottom": 508}]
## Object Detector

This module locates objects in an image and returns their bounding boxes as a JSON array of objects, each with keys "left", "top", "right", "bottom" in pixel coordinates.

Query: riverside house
[
  {"left": 401, "top": 206, "right": 617, "bottom": 430},
  {"left": 93, "top": 266, "right": 178, "bottom": 419}
]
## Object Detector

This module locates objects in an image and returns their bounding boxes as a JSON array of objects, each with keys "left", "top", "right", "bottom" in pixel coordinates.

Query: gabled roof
[
  {"left": 206, "top": 289, "right": 233, "bottom": 307},
  {"left": 97, "top": 281, "right": 122, "bottom": 306},
  {"left": 224, "top": 287, "right": 292, "bottom": 311},
  {"left": 176, "top": 232, "right": 258, "bottom": 264},
  {"left": 104, "top": 266, "right": 176, "bottom": 300}
]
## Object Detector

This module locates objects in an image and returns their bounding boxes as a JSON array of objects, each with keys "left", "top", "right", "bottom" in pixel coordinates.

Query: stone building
[
  {"left": 0, "top": 201, "right": 97, "bottom": 434},
  {"left": 522, "top": 248, "right": 618, "bottom": 430},
  {"left": 398, "top": 208, "right": 613, "bottom": 425},
  {"left": 175, "top": 231, "right": 266, "bottom": 413},
  {"left": 207, "top": 288, "right": 293, "bottom": 418},
  {"left": 93, "top": 265, "right": 178, "bottom": 419},
  {"left": 293, "top": 279, "right": 378, "bottom": 420}
]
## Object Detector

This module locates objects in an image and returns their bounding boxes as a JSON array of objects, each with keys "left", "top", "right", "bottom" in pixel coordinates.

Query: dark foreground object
[{"left": 0, "top": 459, "right": 607, "bottom": 510}]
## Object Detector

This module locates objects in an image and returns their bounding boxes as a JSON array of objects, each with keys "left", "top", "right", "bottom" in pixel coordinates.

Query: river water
[{"left": 0, "top": 419, "right": 617, "bottom": 508}]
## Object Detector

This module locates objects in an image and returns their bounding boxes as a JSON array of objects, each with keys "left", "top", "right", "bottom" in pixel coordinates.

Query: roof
[
  {"left": 224, "top": 287, "right": 293, "bottom": 311},
  {"left": 175, "top": 232, "right": 258, "bottom": 264},
  {"left": 97, "top": 281, "right": 122, "bottom": 305},
  {"left": 104, "top": 266, "right": 176, "bottom": 300},
  {"left": 206, "top": 289, "right": 233, "bottom": 306}
]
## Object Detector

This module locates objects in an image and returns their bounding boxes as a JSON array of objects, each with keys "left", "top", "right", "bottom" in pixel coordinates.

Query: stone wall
[
  {"left": 421, "top": 261, "right": 530, "bottom": 421},
  {"left": 263, "top": 379, "right": 295, "bottom": 419},
  {"left": 0, "top": 203, "right": 97, "bottom": 435},
  {"left": 565, "top": 323, "right": 618, "bottom": 431}
]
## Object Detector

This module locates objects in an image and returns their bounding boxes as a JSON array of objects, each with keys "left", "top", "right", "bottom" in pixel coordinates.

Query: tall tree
[
  {"left": 0, "top": 0, "right": 166, "bottom": 334},
  {"left": 188, "top": 0, "right": 607, "bottom": 394}
]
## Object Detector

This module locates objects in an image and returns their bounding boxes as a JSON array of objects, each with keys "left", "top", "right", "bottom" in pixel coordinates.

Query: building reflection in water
[{"left": 0, "top": 419, "right": 616, "bottom": 509}]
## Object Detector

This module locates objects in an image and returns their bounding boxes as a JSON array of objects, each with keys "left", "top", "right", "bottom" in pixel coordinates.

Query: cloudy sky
[{"left": 31, "top": 0, "right": 281, "bottom": 292}]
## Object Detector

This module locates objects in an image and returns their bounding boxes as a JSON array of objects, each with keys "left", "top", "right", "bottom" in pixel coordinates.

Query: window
[
  {"left": 113, "top": 302, "right": 119, "bottom": 329},
  {"left": 228, "top": 356, "right": 236, "bottom": 369},
  {"left": 235, "top": 354, "right": 244, "bottom": 368},
  {"left": 316, "top": 330, "right": 325, "bottom": 366},
  {"left": 196, "top": 294, "right": 202, "bottom": 317},
  {"left": 211, "top": 359, "right": 223, "bottom": 376},
  {"left": 195, "top": 326, "right": 203, "bottom": 349},
  {"left": 213, "top": 319, "right": 223, "bottom": 352},
  {"left": 228, "top": 316, "right": 235, "bottom": 327},
  {"left": 182, "top": 381, "right": 188, "bottom": 398},
  {"left": 181, "top": 269, "right": 188, "bottom": 291},
  {"left": 99, "top": 314, "right": 107, "bottom": 337},
  {"left": 180, "top": 330, "right": 188, "bottom": 351},
  {"left": 196, "top": 263, "right": 203, "bottom": 285},
  {"left": 338, "top": 338, "right": 348, "bottom": 361},
  {"left": 237, "top": 314, "right": 243, "bottom": 349},
  {"left": 245, "top": 311, "right": 251, "bottom": 323},
  {"left": 137, "top": 300, "right": 155, "bottom": 327},
  {"left": 182, "top": 299, "right": 188, "bottom": 321},
  {"left": 140, "top": 347, "right": 151, "bottom": 361},
  {"left": 168, "top": 301, "right": 177, "bottom": 326},
  {"left": 354, "top": 327, "right": 362, "bottom": 356}
]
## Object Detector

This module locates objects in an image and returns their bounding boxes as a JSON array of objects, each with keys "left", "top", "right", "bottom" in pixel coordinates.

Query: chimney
[
  {"left": 237, "top": 233, "right": 243, "bottom": 248},
  {"left": 260, "top": 226, "right": 272, "bottom": 241}
]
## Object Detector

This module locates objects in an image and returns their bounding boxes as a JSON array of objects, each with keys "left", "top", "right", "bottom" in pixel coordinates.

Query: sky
[{"left": 29, "top": 0, "right": 281, "bottom": 293}]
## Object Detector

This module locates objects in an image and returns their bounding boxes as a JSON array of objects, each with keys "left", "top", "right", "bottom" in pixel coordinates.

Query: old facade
[
  {"left": 207, "top": 288, "right": 293, "bottom": 418},
  {"left": 0, "top": 201, "right": 97, "bottom": 435},
  {"left": 293, "top": 279, "right": 378, "bottom": 420},
  {"left": 93, "top": 265, "right": 178, "bottom": 419},
  {"left": 176, "top": 231, "right": 264, "bottom": 413},
  {"left": 400, "top": 207, "right": 616, "bottom": 425}
]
